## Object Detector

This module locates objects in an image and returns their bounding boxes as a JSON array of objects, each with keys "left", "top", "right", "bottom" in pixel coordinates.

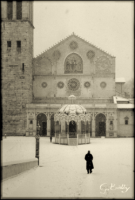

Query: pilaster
[
  {"left": 47, "top": 114, "right": 51, "bottom": 136},
  {"left": 106, "top": 113, "right": 109, "bottom": 137},
  {"left": 92, "top": 115, "right": 95, "bottom": 137}
]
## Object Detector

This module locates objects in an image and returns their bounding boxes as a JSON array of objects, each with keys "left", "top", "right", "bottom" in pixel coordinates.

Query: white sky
[{"left": 33, "top": 1, "right": 134, "bottom": 82}]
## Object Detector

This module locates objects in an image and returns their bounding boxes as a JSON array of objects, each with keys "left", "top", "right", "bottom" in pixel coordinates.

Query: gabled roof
[{"left": 34, "top": 32, "right": 115, "bottom": 58}]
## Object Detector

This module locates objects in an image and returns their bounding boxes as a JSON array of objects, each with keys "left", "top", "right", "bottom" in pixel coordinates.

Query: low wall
[
  {"left": 55, "top": 134, "right": 90, "bottom": 145},
  {"left": 2, "top": 158, "right": 38, "bottom": 180}
]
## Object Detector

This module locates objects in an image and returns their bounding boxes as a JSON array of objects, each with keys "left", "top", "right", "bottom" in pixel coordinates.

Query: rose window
[
  {"left": 100, "top": 82, "right": 106, "bottom": 88},
  {"left": 68, "top": 78, "right": 80, "bottom": 91},
  {"left": 57, "top": 81, "right": 64, "bottom": 89},
  {"left": 84, "top": 82, "right": 90, "bottom": 88},
  {"left": 69, "top": 41, "right": 78, "bottom": 50},
  {"left": 42, "top": 82, "right": 47, "bottom": 88}
]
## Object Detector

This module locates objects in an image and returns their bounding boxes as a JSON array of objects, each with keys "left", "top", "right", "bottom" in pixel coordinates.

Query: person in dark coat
[
  {"left": 50, "top": 135, "right": 52, "bottom": 142},
  {"left": 85, "top": 150, "right": 94, "bottom": 174}
]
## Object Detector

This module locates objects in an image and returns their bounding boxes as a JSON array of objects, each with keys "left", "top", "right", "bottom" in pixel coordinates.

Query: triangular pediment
[{"left": 34, "top": 33, "right": 115, "bottom": 59}]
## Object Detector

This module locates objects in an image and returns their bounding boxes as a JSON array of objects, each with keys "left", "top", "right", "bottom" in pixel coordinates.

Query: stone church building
[{"left": 1, "top": 1, "right": 134, "bottom": 138}]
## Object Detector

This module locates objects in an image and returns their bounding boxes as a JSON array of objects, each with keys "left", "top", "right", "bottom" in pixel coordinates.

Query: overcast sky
[{"left": 33, "top": 1, "right": 133, "bottom": 82}]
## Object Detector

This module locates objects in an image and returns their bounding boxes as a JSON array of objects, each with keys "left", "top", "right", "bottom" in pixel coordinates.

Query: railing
[{"left": 55, "top": 133, "right": 90, "bottom": 145}]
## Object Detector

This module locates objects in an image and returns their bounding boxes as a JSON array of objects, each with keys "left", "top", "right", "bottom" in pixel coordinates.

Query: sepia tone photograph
[{"left": 1, "top": 1, "right": 134, "bottom": 199}]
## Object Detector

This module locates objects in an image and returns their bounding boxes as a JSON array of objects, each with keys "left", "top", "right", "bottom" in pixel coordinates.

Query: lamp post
[{"left": 35, "top": 121, "right": 40, "bottom": 165}]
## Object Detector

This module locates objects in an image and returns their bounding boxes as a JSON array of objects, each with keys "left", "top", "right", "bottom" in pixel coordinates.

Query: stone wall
[
  {"left": 115, "top": 83, "right": 125, "bottom": 94},
  {"left": 1, "top": 1, "right": 33, "bottom": 135},
  {"left": 117, "top": 109, "right": 134, "bottom": 136},
  {"left": 33, "top": 34, "right": 115, "bottom": 99}
]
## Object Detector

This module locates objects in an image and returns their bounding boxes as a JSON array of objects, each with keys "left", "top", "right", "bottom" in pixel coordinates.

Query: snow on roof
[
  {"left": 115, "top": 77, "right": 125, "bottom": 83},
  {"left": 116, "top": 96, "right": 129, "bottom": 102},
  {"left": 117, "top": 104, "right": 134, "bottom": 109}
]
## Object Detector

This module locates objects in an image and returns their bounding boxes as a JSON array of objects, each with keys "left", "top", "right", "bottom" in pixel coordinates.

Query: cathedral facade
[{"left": 2, "top": 1, "right": 134, "bottom": 138}]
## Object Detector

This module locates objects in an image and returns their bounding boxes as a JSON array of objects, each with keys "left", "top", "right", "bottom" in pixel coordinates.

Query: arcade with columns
[{"left": 26, "top": 98, "right": 118, "bottom": 138}]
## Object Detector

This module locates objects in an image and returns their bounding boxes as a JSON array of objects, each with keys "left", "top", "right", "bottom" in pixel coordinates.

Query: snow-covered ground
[{"left": 2, "top": 136, "right": 134, "bottom": 198}]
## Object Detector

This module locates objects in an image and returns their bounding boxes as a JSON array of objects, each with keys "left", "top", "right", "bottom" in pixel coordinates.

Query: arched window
[
  {"left": 7, "top": 1, "right": 13, "bottom": 20},
  {"left": 16, "top": 1, "right": 22, "bottom": 19},
  {"left": 110, "top": 121, "right": 113, "bottom": 125},
  {"left": 30, "top": 120, "right": 33, "bottom": 124},
  {"left": 124, "top": 116, "right": 129, "bottom": 125},
  {"left": 64, "top": 53, "right": 83, "bottom": 74}
]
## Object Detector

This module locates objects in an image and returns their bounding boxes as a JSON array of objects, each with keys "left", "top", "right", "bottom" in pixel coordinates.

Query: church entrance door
[
  {"left": 42, "top": 122, "right": 47, "bottom": 136},
  {"left": 96, "top": 113, "right": 106, "bottom": 137},
  {"left": 69, "top": 121, "right": 76, "bottom": 137},
  {"left": 37, "top": 113, "right": 47, "bottom": 136}
]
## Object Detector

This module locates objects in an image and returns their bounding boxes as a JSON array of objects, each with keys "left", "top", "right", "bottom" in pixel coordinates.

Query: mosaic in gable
[{"left": 64, "top": 53, "right": 83, "bottom": 74}]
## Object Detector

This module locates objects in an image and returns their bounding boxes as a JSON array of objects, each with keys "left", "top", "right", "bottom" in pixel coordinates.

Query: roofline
[{"left": 34, "top": 32, "right": 115, "bottom": 59}]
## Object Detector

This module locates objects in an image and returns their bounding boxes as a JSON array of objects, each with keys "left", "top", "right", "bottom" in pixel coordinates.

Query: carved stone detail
[
  {"left": 69, "top": 41, "right": 78, "bottom": 50},
  {"left": 68, "top": 78, "right": 80, "bottom": 91},
  {"left": 84, "top": 82, "right": 90, "bottom": 88},
  {"left": 42, "top": 82, "right": 47, "bottom": 88},
  {"left": 95, "top": 56, "right": 111, "bottom": 73},
  {"left": 57, "top": 81, "right": 64, "bottom": 89},
  {"left": 87, "top": 50, "right": 95, "bottom": 62},
  {"left": 100, "top": 82, "right": 106, "bottom": 88},
  {"left": 53, "top": 50, "right": 61, "bottom": 61}
]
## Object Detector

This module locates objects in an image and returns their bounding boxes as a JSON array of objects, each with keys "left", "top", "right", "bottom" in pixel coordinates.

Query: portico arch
[
  {"left": 95, "top": 113, "right": 106, "bottom": 137},
  {"left": 37, "top": 113, "right": 47, "bottom": 136}
]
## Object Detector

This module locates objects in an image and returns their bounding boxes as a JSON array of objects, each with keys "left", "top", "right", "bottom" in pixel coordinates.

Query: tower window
[
  {"left": 17, "top": 41, "right": 21, "bottom": 53},
  {"left": 7, "top": 41, "right": 11, "bottom": 48},
  {"left": 16, "top": 1, "right": 22, "bottom": 20},
  {"left": 7, "top": 1, "right": 13, "bottom": 20},
  {"left": 17, "top": 41, "right": 21, "bottom": 48},
  {"left": 22, "top": 63, "right": 24, "bottom": 73}
]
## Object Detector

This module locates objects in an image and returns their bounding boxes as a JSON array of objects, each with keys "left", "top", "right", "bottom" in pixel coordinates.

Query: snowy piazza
[{"left": 1, "top": 1, "right": 134, "bottom": 199}]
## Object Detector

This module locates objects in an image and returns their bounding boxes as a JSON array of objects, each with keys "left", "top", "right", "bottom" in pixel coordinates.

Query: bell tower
[{"left": 1, "top": 1, "right": 34, "bottom": 136}]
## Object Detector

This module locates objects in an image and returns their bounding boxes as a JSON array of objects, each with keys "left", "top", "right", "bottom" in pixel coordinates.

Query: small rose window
[
  {"left": 100, "top": 82, "right": 106, "bottom": 88},
  {"left": 42, "top": 82, "right": 47, "bottom": 88},
  {"left": 57, "top": 81, "right": 64, "bottom": 89},
  {"left": 84, "top": 82, "right": 90, "bottom": 88}
]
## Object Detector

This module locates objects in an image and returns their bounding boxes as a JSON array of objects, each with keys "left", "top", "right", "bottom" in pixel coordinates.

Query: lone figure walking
[
  {"left": 85, "top": 150, "right": 94, "bottom": 174},
  {"left": 50, "top": 135, "right": 52, "bottom": 142}
]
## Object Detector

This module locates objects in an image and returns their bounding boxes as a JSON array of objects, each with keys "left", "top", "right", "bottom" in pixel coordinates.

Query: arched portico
[
  {"left": 95, "top": 113, "right": 106, "bottom": 136},
  {"left": 37, "top": 113, "right": 47, "bottom": 136}
]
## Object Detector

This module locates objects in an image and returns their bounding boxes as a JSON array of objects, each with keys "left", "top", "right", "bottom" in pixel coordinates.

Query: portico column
[
  {"left": 67, "top": 122, "right": 69, "bottom": 134},
  {"left": 106, "top": 114, "right": 109, "bottom": 137},
  {"left": 33, "top": 118, "right": 37, "bottom": 136},
  {"left": 92, "top": 115, "right": 95, "bottom": 137},
  {"left": 114, "top": 112, "right": 117, "bottom": 137},
  {"left": 84, "top": 121, "right": 86, "bottom": 134},
  {"left": 47, "top": 114, "right": 51, "bottom": 136},
  {"left": 78, "top": 121, "right": 81, "bottom": 134},
  {"left": 61, "top": 120, "right": 65, "bottom": 134},
  {"left": 54, "top": 121, "right": 56, "bottom": 134},
  {"left": 59, "top": 121, "right": 61, "bottom": 134}
]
